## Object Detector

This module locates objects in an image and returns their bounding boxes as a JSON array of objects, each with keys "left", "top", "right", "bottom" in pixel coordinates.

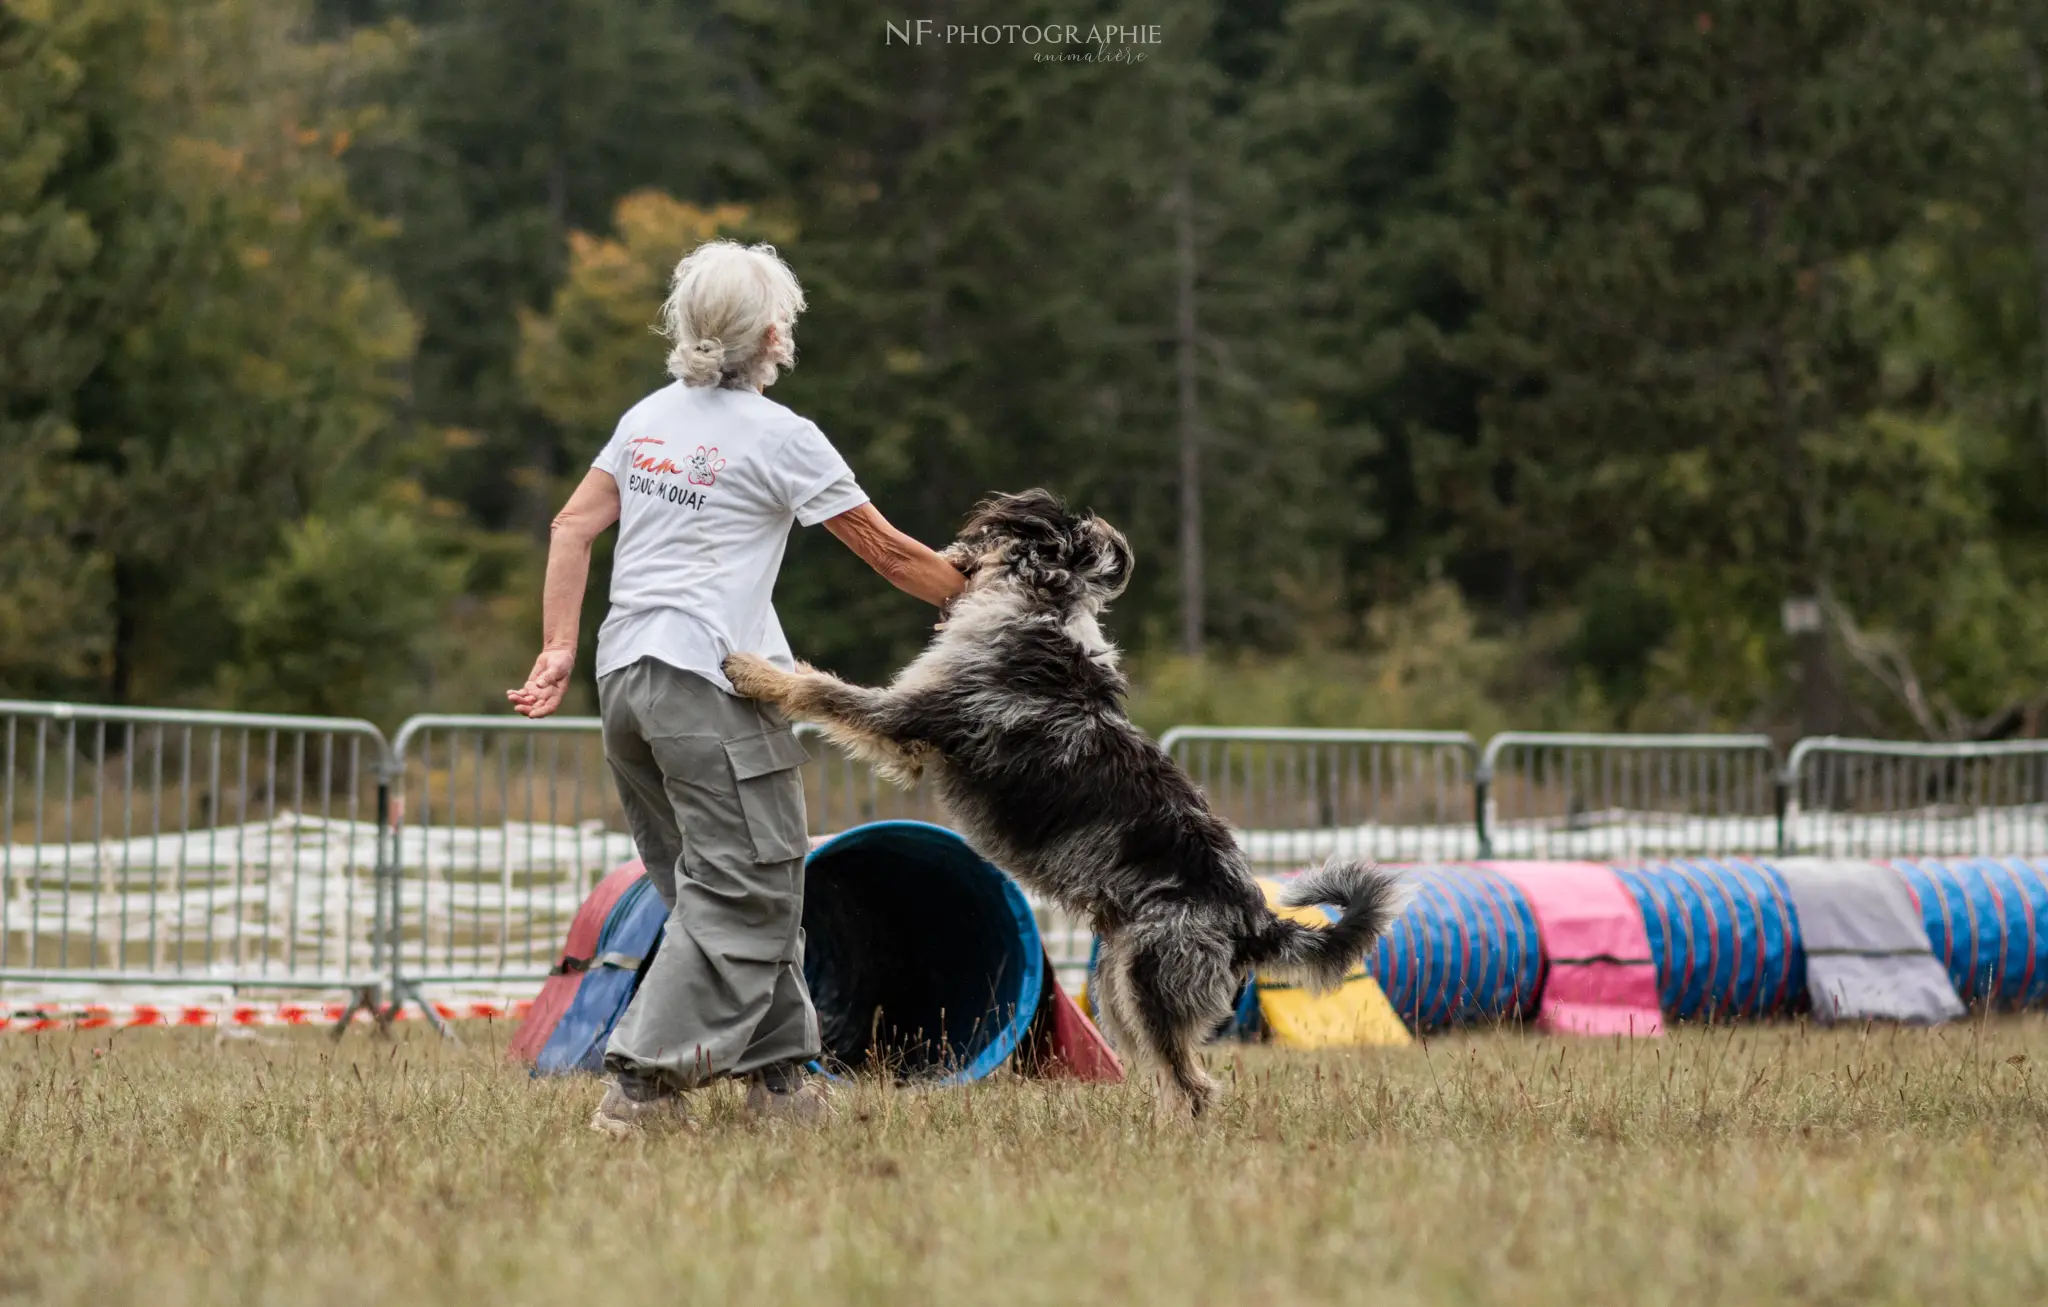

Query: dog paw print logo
[{"left": 687, "top": 445, "right": 725, "bottom": 487}]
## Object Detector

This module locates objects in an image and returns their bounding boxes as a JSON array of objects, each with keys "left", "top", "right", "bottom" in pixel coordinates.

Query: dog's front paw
[{"left": 722, "top": 652, "right": 786, "bottom": 699}]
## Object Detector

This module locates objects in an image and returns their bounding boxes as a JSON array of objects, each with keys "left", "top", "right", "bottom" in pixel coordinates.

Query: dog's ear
[
  {"left": 1077, "top": 517, "right": 1133, "bottom": 600},
  {"left": 962, "top": 489, "right": 1070, "bottom": 544},
  {"left": 954, "top": 489, "right": 1071, "bottom": 590}
]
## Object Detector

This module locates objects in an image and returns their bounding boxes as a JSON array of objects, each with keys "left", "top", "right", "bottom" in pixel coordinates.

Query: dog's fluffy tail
[{"left": 1245, "top": 860, "right": 1414, "bottom": 992}]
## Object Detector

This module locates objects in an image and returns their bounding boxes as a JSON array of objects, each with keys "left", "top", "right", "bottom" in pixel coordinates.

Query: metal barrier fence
[
  {"left": 1160, "top": 727, "right": 1482, "bottom": 868},
  {"left": 1, "top": 701, "right": 389, "bottom": 996},
  {"left": 1476, "top": 732, "right": 1782, "bottom": 860},
  {"left": 803, "top": 728, "right": 946, "bottom": 831},
  {"left": 382, "top": 716, "right": 1088, "bottom": 997},
  {"left": 8, "top": 696, "right": 2048, "bottom": 1026},
  {"left": 384, "top": 715, "right": 629, "bottom": 1021},
  {"left": 1784, "top": 737, "right": 2048, "bottom": 857}
]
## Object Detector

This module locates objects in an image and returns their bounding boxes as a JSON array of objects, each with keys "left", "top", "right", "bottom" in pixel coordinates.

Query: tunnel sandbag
[
  {"left": 1484, "top": 861, "right": 1663, "bottom": 1038},
  {"left": 1773, "top": 859, "right": 1964, "bottom": 1025},
  {"left": 803, "top": 820, "right": 1044, "bottom": 1083},
  {"left": 534, "top": 872, "right": 668, "bottom": 1075},
  {"left": 1895, "top": 858, "right": 2048, "bottom": 1008},
  {"left": 510, "top": 860, "right": 647, "bottom": 1064},
  {"left": 1018, "top": 966, "right": 1126, "bottom": 1081},
  {"left": 1365, "top": 864, "right": 1544, "bottom": 1033},
  {"left": 1613, "top": 860, "right": 1804, "bottom": 1021},
  {"left": 1247, "top": 877, "right": 1411, "bottom": 1048}
]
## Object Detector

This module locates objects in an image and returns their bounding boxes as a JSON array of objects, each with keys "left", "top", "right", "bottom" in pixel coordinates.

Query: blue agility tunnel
[
  {"left": 1615, "top": 860, "right": 1805, "bottom": 1021},
  {"left": 1366, "top": 864, "right": 1544, "bottom": 1032},
  {"left": 521, "top": 820, "right": 1047, "bottom": 1083},
  {"left": 1896, "top": 858, "right": 2048, "bottom": 1008},
  {"left": 803, "top": 821, "right": 1044, "bottom": 1082}
]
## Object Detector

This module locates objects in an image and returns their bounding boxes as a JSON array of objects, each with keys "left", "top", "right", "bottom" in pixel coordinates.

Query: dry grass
[{"left": 3, "top": 1017, "right": 2047, "bottom": 1305}]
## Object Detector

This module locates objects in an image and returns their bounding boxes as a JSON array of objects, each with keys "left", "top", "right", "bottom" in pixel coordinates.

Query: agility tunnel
[
  {"left": 1614, "top": 860, "right": 1803, "bottom": 1022},
  {"left": 1228, "top": 857, "right": 2047, "bottom": 1045},
  {"left": 1100, "top": 865, "right": 1547, "bottom": 1050},
  {"left": 1896, "top": 858, "right": 2048, "bottom": 1008},
  {"left": 514, "top": 820, "right": 1119, "bottom": 1083},
  {"left": 517, "top": 848, "right": 2048, "bottom": 1069},
  {"left": 1366, "top": 864, "right": 1544, "bottom": 1032}
]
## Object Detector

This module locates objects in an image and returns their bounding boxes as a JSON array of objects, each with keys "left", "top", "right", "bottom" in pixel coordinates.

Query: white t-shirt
[{"left": 591, "top": 383, "right": 869, "bottom": 690}]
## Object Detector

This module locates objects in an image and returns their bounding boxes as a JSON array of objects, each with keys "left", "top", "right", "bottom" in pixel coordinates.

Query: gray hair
[{"left": 658, "top": 239, "right": 806, "bottom": 390}]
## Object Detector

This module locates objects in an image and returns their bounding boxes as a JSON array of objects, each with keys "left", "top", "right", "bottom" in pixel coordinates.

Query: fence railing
[
  {"left": 1160, "top": 727, "right": 1482, "bottom": 868},
  {"left": 375, "top": 716, "right": 1087, "bottom": 994},
  {"left": 1476, "top": 732, "right": 1782, "bottom": 860},
  {"left": 1, "top": 701, "right": 389, "bottom": 995},
  {"left": 1784, "top": 737, "right": 2048, "bottom": 858},
  {"left": 385, "top": 715, "right": 630, "bottom": 1007},
  {"left": 7, "top": 696, "right": 2048, "bottom": 1027},
  {"left": 801, "top": 726, "right": 947, "bottom": 832}
]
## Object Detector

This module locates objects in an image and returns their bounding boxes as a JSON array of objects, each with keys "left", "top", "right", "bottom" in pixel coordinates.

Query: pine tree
[
  {"left": 1430, "top": 0, "right": 1990, "bottom": 728},
  {"left": 0, "top": 0, "right": 123, "bottom": 691},
  {"left": 335, "top": 0, "right": 748, "bottom": 534},
  {"left": 0, "top": 0, "right": 420, "bottom": 703}
]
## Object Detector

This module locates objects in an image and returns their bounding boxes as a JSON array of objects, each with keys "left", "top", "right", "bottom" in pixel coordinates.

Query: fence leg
[
  {"left": 369, "top": 758, "right": 454, "bottom": 1040},
  {"left": 1774, "top": 771, "right": 1792, "bottom": 857},
  {"left": 1474, "top": 774, "right": 1493, "bottom": 860},
  {"left": 395, "top": 978, "right": 456, "bottom": 1040},
  {"left": 331, "top": 773, "right": 399, "bottom": 1041},
  {"left": 331, "top": 983, "right": 383, "bottom": 1040}
]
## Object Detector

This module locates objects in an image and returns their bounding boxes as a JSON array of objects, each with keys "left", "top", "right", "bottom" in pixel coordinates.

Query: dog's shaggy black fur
[{"left": 724, "top": 489, "right": 1409, "bottom": 1115}]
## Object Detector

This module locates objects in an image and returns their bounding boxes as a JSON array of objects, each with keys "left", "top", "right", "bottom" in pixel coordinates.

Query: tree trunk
[
  {"left": 2021, "top": 28, "right": 2048, "bottom": 507},
  {"left": 1172, "top": 91, "right": 1204, "bottom": 656},
  {"left": 110, "top": 558, "right": 138, "bottom": 705},
  {"left": 1746, "top": 84, "right": 1836, "bottom": 735}
]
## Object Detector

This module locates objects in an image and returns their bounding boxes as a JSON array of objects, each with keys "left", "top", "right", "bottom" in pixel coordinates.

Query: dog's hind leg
[
  {"left": 1122, "top": 937, "right": 1225, "bottom": 1119},
  {"left": 1092, "top": 937, "right": 1176, "bottom": 1097},
  {"left": 1087, "top": 934, "right": 1136, "bottom": 1056},
  {"left": 721, "top": 653, "right": 929, "bottom": 780},
  {"left": 1092, "top": 942, "right": 1184, "bottom": 1115}
]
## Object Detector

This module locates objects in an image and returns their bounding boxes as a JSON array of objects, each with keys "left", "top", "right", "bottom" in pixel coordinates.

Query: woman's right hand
[{"left": 507, "top": 648, "right": 577, "bottom": 719}]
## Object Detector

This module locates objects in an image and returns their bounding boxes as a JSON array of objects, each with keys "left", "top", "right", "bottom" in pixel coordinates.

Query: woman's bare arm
[
  {"left": 823, "top": 503, "right": 966, "bottom": 607},
  {"left": 507, "top": 468, "right": 622, "bottom": 718}
]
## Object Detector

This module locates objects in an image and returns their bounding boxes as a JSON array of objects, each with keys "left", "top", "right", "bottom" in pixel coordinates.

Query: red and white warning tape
[{"left": 0, "top": 999, "right": 534, "bottom": 1033}]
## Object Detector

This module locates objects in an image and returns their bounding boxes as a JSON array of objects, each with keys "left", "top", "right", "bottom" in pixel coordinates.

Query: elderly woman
[{"left": 508, "top": 240, "right": 963, "bottom": 1133}]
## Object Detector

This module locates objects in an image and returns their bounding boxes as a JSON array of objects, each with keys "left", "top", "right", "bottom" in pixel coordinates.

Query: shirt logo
[
  {"left": 687, "top": 445, "right": 726, "bottom": 487},
  {"left": 627, "top": 436, "right": 684, "bottom": 477}
]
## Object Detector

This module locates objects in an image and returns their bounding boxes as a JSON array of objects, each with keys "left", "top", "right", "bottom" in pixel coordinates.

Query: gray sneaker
[
  {"left": 744, "top": 1076, "right": 833, "bottom": 1125},
  {"left": 589, "top": 1076, "right": 693, "bottom": 1138}
]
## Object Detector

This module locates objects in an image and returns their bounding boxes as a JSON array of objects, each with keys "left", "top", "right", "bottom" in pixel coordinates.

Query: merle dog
[{"left": 723, "top": 489, "right": 1408, "bottom": 1115}]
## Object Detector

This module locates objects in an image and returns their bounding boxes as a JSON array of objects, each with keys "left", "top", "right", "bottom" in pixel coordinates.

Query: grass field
[{"left": 3, "top": 1017, "right": 2047, "bottom": 1305}]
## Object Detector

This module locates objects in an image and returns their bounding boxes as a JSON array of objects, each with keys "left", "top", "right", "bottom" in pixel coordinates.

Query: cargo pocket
[{"left": 723, "top": 727, "right": 812, "bottom": 864}]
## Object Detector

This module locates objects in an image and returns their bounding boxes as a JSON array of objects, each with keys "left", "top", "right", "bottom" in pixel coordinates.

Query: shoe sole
[
  {"left": 589, "top": 1109, "right": 695, "bottom": 1138},
  {"left": 744, "top": 1093, "right": 833, "bottom": 1125}
]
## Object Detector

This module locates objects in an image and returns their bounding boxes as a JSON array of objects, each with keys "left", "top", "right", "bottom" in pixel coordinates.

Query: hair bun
[{"left": 678, "top": 336, "right": 725, "bottom": 386}]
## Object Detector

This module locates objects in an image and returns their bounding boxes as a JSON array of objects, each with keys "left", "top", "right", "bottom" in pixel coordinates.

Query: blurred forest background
[{"left": 6, "top": 0, "right": 2048, "bottom": 741}]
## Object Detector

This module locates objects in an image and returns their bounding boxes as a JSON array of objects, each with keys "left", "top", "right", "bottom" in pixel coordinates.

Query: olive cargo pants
[{"left": 598, "top": 658, "right": 820, "bottom": 1087}]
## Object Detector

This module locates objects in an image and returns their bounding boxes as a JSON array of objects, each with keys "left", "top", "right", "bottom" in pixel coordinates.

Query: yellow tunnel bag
[{"left": 1252, "top": 879, "right": 1413, "bottom": 1049}]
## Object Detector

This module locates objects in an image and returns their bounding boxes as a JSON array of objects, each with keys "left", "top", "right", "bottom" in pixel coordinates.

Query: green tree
[
  {"left": 1242, "top": 0, "right": 1489, "bottom": 620},
  {"left": 222, "top": 505, "right": 464, "bottom": 722},
  {"left": 702, "top": 0, "right": 1343, "bottom": 675},
  {"left": 0, "top": 0, "right": 420, "bottom": 706},
  {"left": 333, "top": 0, "right": 750, "bottom": 535},
  {"left": 1423, "top": 0, "right": 2010, "bottom": 731},
  {"left": 0, "top": 0, "right": 122, "bottom": 692}
]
